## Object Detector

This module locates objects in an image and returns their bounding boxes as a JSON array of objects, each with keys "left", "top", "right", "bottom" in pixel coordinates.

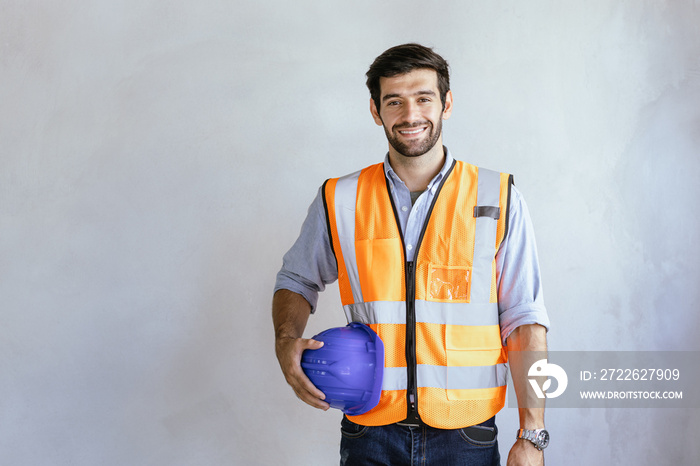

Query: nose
[{"left": 400, "top": 100, "right": 421, "bottom": 123}]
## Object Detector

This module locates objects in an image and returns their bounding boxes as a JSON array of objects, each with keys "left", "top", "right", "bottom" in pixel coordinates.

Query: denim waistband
[{"left": 395, "top": 416, "right": 496, "bottom": 429}]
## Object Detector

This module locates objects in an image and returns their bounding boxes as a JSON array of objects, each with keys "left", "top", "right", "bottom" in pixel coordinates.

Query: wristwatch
[{"left": 516, "top": 428, "right": 549, "bottom": 450}]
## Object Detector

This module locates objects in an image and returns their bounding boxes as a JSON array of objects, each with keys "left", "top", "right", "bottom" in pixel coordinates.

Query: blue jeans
[{"left": 339, "top": 416, "right": 500, "bottom": 465}]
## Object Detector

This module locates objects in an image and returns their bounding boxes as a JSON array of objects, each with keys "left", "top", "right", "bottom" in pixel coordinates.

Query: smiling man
[
  {"left": 373, "top": 67, "right": 447, "bottom": 159},
  {"left": 273, "top": 43, "right": 550, "bottom": 466}
]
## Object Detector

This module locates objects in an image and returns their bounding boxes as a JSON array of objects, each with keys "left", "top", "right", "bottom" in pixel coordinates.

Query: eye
[{"left": 387, "top": 100, "right": 400, "bottom": 106}]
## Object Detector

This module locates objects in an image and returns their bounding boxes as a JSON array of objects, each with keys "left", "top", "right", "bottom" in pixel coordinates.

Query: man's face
[{"left": 370, "top": 68, "right": 452, "bottom": 158}]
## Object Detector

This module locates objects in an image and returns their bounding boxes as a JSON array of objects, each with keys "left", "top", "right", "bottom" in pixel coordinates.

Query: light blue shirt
[{"left": 275, "top": 148, "right": 549, "bottom": 344}]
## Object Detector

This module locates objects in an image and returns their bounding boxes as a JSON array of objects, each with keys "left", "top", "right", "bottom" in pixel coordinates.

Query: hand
[
  {"left": 507, "top": 439, "right": 544, "bottom": 466},
  {"left": 275, "top": 336, "right": 330, "bottom": 410}
]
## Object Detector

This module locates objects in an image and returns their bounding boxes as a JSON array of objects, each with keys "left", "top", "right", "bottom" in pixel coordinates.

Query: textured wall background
[{"left": 2, "top": 1, "right": 699, "bottom": 464}]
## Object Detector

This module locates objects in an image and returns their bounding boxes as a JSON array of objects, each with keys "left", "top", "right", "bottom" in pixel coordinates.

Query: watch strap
[{"left": 516, "top": 428, "right": 548, "bottom": 451}]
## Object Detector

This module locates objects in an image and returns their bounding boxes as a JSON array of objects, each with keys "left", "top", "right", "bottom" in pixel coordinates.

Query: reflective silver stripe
[
  {"left": 382, "top": 366, "right": 408, "bottom": 391},
  {"left": 343, "top": 301, "right": 406, "bottom": 325},
  {"left": 415, "top": 300, "right": 499, "bottom": 326},
  {"left": 471, "top": 168, "right": 501, "bottom": 303},
  {"left": 334, "top": 170, "right": 363, "bottom": 305},
  {"left": 343, "top": 300, "right": 498, "bottom": 326},
  {"left": 417, "top": 363, "right": 508, "bottom": 390},
  {"left": 383, "top": 364, "right": 507, "bottom": 391}
]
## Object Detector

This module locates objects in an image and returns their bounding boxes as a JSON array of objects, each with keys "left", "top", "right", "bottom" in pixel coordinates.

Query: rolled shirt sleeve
[
  {"left": 496, "top": 185, "right": 550, "bottom": 344},
  {"left": 274, "top": 187, "right": 338, "bottom": 312}
]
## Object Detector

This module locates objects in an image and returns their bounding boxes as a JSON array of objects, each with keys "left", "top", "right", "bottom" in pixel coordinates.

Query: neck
[{"left": 387, "top": 142, "right": 445, "bottom": 192}]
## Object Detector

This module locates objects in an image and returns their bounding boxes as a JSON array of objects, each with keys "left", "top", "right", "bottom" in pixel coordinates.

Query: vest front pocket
[
  {"left": 444, "top": 324, "right": 505, "bottom": 400},
  {"left": 445, "top": 324, "right": 502, "bottom": 353}
]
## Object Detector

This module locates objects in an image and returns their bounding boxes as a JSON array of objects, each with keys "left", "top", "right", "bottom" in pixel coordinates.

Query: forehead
[{"left": 378, "top": 68, "right": 439, "bottom": 98}]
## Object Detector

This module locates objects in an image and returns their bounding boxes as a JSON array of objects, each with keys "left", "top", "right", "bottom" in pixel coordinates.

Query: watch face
[{"left": 536, "top": 430, "right": 550, "bottom": 449}]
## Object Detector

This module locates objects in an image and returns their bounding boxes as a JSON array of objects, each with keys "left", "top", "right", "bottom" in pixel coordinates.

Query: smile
[{"left": 398, "top": 127, "right": 427, "bottom": 135}]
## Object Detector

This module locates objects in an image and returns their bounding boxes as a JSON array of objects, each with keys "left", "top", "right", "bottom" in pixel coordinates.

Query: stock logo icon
[{"left": 528, "top": 359, "right": 568, "bottom": 399}]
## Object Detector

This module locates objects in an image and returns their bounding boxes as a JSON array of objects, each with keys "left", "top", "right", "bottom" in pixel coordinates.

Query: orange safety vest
[{"left": 322, "top": 159, "right": 512, "bottom": 429}]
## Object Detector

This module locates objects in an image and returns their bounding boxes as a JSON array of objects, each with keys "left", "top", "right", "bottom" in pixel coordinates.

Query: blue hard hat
[{"left": 301, "top": 322, "right": 384, "bottom": 415}]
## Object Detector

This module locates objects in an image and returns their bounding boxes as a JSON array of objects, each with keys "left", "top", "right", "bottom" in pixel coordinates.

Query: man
[{"left": 273, "top": 43, "right": 550, "bottom": 466}]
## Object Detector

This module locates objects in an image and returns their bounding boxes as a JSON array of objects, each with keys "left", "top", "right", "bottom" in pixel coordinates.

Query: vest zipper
[
  {"left": 384, "top": 177, "right": 421, "bottom": 423},
  {"left": 404, "top": 260, "right": 420, "bottom": 423}
]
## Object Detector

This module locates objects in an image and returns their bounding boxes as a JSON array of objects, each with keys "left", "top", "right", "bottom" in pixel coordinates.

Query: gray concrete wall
[{"left": 2, "top": 1, "right": 699, "bottom": 464}]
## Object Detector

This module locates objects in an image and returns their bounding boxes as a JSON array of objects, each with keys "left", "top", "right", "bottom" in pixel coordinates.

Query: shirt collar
[{"left": 383, "top": 146, "right": 454, "bottom": 191}]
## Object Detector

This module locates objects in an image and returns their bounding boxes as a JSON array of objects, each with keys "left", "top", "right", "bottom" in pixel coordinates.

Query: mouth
[{"left": 397, "top": 126, "right": 428, "bottom": 137}]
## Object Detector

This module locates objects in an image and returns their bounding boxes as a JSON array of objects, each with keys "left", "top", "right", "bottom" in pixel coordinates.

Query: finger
[
  {"left": 295, "top": 338, "right": 327, "bottom": 397},
  {"left": 291, "top": 363, "right": 328, "bottom": 401},
  {"left": 295, "top": 369, "right": 327, "bottom": 401},
  {"left": 297, "top": 388, "right": 331, "bottom": 410},
  {"left": 278, "top": 337, "right": 331, "bottom": 409},
  {"left": 294, "top": 339, "right": 331, "bottom": 408},
  {"left": 300, "top": 338, "right": 324, "bottom": 351},
  {"left": 290, "top": 370, "right": 330, "bottom": 410}
]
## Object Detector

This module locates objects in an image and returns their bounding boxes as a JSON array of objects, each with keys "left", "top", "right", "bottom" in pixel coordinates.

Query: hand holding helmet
[
  {"left": 275, "top": 335, "right": 331, "bottom": 410},
  {"left": 301, "top": 322, "right": 384, "bottom": 415}
]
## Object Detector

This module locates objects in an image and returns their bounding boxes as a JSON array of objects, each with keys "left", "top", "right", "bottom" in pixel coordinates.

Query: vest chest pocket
[{"left": 427, "top": 264, "right": 471, "bottom": 303}]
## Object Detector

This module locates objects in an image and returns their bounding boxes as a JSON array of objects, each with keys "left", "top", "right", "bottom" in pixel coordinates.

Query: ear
[
  {"left": 442, "top": 90, "right": 453, "bottom": 120},
  {"left": 369, "top": 98, "right": 383, "bottom": 126}
]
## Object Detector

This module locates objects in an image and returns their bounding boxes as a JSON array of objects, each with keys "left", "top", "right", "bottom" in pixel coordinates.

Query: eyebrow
[{"left": 382, "top": 89, "right": 437, "bottom": 102}]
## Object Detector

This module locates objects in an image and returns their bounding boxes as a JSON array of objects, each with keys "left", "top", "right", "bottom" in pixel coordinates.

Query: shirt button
[
  {"left": 431, "top": 187, "right": 437, "bottom": 194},
  {"left": 407, "top": 244, "right": 413, "bottom": 251},
  {"left": 401, "top": 206, "right": 408, "bottom": 212}
]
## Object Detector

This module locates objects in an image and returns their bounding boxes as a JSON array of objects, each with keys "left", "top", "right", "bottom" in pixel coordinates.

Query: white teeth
[{"left": 399, "top": 128, "right": 424, "bottom": 135}]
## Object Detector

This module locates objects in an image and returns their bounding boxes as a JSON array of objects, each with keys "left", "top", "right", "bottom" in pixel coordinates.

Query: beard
[{"left": 383, "top": 118, "right": 443, "bottom": 158}]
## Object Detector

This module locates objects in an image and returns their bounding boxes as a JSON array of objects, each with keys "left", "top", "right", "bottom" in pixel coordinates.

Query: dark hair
[{"left": 366, "top": 43, "right": 450, "bottom": 111}]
